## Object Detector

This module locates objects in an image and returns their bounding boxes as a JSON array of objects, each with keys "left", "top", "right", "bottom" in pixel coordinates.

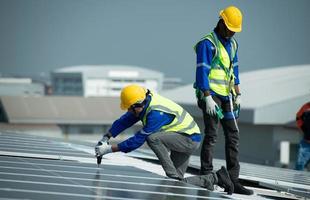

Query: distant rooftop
[
  {"left": 0, "top": 96, "right": 123, "bottom": 124},
  {"left": 161, "top": 64, "right": 310, "bottom": 124},
  {"left": 0, "top": 77, "right": 32, "bottom": 84},
  {"left": 240, "top": 64, "right": 310, "bottom": 108},
  {"left": 53, "top": 65, "right": 164, "bottom": 78}
]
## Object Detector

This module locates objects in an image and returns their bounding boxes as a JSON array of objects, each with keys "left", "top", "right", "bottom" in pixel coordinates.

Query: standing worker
[
  {"left": 295, "top": 102, "right": 310, "bottom": 171},
  {"left": 95, "top": 84, "right": 234, "bottom": 194},
  {"left": 194, "top": 6, "right": 253, "bottom": 195}
]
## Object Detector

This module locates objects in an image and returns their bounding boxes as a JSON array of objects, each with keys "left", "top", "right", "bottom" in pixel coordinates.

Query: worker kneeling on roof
[{"left": 95, "top": 84, "right": 235, "bottom": 194}]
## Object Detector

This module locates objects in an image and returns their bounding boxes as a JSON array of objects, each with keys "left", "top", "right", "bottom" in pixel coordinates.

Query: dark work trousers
[
  {"left": 146, "top": 131, "right": 200, "bottom": 180},
  {"left": 198, "top": 95, "right": 240, "bottom": 181}
]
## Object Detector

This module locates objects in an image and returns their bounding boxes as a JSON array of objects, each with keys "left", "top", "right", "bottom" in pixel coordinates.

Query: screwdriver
[{"left": 97, "top": 155, "right": 102, "bottom": 167}]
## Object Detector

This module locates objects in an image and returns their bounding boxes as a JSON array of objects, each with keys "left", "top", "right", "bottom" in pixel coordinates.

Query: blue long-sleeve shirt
[
  {"left": 115, "top": 110, "right": 175, "bottom": 153},
  {"left": 109, "top": 95, "right": 201, "bottom": 153},
  {"left": 195, "top": 30, "right": 240, "bottom": 96},
  {"left": 110, "top": 110, "right": 174, "bottom": 153}
]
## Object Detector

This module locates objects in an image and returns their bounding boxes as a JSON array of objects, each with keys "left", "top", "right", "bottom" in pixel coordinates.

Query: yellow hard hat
[
  {"left": 120, "top": 84, "right": 146, "bottom": 110},
  {"left": 220, "top": 6, "right": 243, "bottom": 32}
]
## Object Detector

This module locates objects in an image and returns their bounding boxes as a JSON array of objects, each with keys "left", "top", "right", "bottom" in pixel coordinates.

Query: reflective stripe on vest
[
  {"left": 195, "top": 32, "right": 237, "bottom": 96},
  {"left": 142, "top": 93, "right": 200, "bottom": 135}
]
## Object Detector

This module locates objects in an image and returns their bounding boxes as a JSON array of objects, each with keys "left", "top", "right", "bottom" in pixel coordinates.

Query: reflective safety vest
[
  {"left": 196, "top": 32, "right": 238, "bottom": 96},
  {"left": 142, "top": 93, "right": 200, "bottom": 135}
]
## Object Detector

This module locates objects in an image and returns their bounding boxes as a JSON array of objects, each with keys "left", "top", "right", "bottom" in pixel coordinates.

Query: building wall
[
  {"left": 84, "top": 77, "right": 160, "bottom": 97},
  {"left": 0, "top": 83, "right": 44, "bottom": 96},
  {"left": 51, "top": 73, "right": 83, "bottom": 96},
  {"left": 51, "top": 68, "right": 163, "bottom": 97},
  {"left": 273, "top": 126, "right": 301, "bottom": 168},
  {"left": 238, "top": 124, "right": 276, "bottom": 165}
]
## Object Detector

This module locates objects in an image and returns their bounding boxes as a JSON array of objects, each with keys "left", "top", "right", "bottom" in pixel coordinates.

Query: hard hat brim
[{"left": 225, "top": 24, "right": 242, "bottom": 33}]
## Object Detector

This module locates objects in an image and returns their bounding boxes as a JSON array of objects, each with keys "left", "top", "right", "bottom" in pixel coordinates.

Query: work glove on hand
[
  {"left": 95, "top": 141, "right": 112, "bottom": 157},
  {"left": 233, "top": 94, "right": 241, "bottom": 118},
  {"left": 204, "top": 95, "right": 217, "bottom": 116},
  {"left": 99, "top": 134, "right": 110, "bottom": 145},
  {"left": 234, "top": 94, "right": 241, "bottom": 107}
]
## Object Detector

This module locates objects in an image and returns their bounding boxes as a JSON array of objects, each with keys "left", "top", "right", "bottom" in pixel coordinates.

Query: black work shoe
[
  {"left": 233, "top": 181, "right": 253, "bottom": 195},
  {"left": 216, "top": 166, "right": 234, "bottom": 195}
]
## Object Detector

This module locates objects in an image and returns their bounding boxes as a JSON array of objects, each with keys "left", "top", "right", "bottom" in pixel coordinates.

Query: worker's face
[
  {"left": 128, "top": 106, "right": 143, "bottom": 117},
  {"left": 224, "top": 27, "right": 235, "bottom": 38},
  {"left": 219, "top": 20, "right": 235, "bottom": 39}
]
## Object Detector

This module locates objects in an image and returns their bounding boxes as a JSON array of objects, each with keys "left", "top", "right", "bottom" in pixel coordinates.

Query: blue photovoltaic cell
[{"left": 0, "top": 131, "right": 230, "bottom": 200}]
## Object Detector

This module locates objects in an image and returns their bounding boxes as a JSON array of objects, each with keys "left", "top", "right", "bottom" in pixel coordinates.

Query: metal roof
[
  {"left": 0, "top": 78, "right": 32, "bottom": 84},
  {"left": 0, "top": 96, "right": 123, "bottom": 124},
  {"left": 161, "top": 65, "right": 310, "bottom": 124}
]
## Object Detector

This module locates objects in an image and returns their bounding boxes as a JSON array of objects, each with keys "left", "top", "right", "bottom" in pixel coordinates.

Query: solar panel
[
  {"left": 130, "top": 149, "right": 310, "bottom": 199},
  {"left": 0, "top": 131, "right": 233, "bottom": 200},
  {"left": 259, "top": 182, "right": 310, "bottom": 199},
  {"left": 189, "top": 156, "right": 310, "bottom": 190}
]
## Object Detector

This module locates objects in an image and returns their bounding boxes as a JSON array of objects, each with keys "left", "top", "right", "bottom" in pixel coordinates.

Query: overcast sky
[{"left": 0, "top": 0, "right": 310, "bottom": 83}]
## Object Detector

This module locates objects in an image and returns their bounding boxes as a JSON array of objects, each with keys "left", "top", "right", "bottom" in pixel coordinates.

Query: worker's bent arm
[
  {"left": 116, "top": 110, "right": 174, "bottom": 153},
  {"left": 117, "top": 131, "right": 148, "bottom": 153},
  {"left": 109, "top": 112, "right": 139, "bottom": 137}
]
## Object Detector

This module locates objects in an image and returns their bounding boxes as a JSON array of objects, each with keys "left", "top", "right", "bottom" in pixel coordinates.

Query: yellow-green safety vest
[
  {"left": 142, "top": 92, "right": 200, "bottom": 135},
  {"left": 195, "top": 32, "right": 238, "bottom": 96}
]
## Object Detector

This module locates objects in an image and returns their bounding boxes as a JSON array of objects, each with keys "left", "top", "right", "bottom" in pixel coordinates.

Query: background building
[
  {"left": 162, "top": 77, "right": 183, "bottom": 90},
  {"left": 0, "top": 77, "right": 44, "bottom": 96},
  {"left": 51, "top": 65, "right": 164, "bottom": 97}
]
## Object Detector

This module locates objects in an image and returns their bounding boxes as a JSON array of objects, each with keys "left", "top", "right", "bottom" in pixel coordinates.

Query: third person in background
[
  {"left": 194, "top": 5, "right": 253, "bottom": 195},
  {"left": 295, "top": 102, "right": 310, "bottom": 171}
]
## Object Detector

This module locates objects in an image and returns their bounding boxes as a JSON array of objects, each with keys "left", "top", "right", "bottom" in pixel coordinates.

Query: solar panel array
[
  {"left": 131, "top": 149, "right": 310, "bottom": 199},
  {"left": 0, "top": 131, "right": 231, "bottom": 200},
  {"left": 189, "top": 154, "right": 310, "bottom": 190},
  {"left": 1, "top": 131, "right": 309, "bottom": 199}
]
